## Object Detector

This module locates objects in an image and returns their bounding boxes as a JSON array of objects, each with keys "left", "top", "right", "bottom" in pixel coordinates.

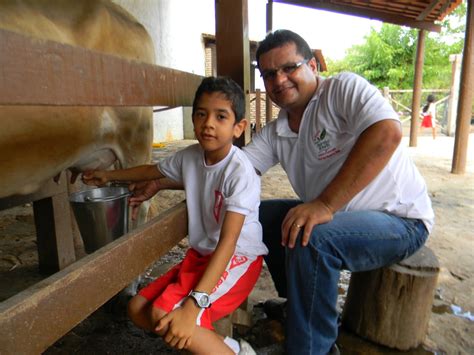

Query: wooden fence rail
[
  {"left": 0, "top": 28, "right": 198, "bottom": 353},
  {"left": 0, "top": 202, "right": 188, "bottom": 354}
]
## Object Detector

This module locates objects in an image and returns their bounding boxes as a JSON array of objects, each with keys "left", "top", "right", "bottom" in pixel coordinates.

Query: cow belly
[
  {"left": 0, "top": 0, "right": 155, "bottom": 198},
  {"left": 0, "top": 105, "right": 152, "bottom": 198}
]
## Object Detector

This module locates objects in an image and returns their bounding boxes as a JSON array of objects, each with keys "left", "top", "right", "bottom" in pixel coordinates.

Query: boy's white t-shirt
[
  {"left": 158, "top": 144, "right": 268, "bottom": 257},
  {"left": 244, "top": 72, "right": 434, "bottom": 233}
]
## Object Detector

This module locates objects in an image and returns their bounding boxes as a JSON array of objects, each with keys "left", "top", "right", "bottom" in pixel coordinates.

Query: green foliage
[{"left": 321, "top": 1, "right": 467, "bottom": 91}]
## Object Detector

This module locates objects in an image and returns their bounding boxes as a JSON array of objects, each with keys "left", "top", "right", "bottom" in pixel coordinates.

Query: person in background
[
  {"left": 421, "top": 94, "right": 437, "bottom": 139},
  {"left": 83, "top": 76, "right": 266, "bottom": 355}
]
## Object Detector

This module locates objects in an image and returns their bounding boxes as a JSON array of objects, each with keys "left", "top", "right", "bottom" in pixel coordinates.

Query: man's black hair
[
  {"left": 192, "top": 76, "right": 245, "bottom": 122},
  {"left": 256, "top": 29, "right": 314, "bottom": 69}
]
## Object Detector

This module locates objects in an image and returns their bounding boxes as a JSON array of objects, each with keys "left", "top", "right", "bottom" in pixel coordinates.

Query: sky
[{"left": 248, "top": 0, "right": 382, "bottom": 61}]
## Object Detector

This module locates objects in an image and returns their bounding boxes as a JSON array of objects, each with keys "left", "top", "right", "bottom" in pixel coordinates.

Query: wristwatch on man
[{"left": 188, "top": 290, "right": 212, "bottom": 308}]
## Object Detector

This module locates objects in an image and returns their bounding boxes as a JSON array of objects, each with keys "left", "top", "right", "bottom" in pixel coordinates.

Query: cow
[{"left": 0, "top": 0, "right": 155, "bottom": 199}]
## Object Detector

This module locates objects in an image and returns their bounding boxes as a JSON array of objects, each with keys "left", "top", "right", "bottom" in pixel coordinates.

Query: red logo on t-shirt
[{"left": 213, "top": 190, "right": 224, "bottom": 222}]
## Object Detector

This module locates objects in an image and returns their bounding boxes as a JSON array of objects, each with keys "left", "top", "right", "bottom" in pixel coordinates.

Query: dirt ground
[{"left": 0, "top": 132, "right": 473, "bottom": 354}]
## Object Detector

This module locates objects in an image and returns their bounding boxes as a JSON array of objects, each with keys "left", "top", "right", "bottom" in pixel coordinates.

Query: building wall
[{"left": 113, "top": 0, "right": 214, "bottom": 142}]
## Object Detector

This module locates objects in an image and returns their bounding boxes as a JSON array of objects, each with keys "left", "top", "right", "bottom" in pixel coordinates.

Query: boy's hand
[
  {"left": 129, "top": 180, "right": 161, "bottom": 220},
  {"left": 155, "top": 301, "right": 198, "bottom": 350},
  {"left": 82, "top": 170, "right": 109, "bottom": 186}
]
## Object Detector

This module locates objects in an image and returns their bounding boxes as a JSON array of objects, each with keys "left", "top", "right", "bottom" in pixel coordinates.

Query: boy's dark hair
[
  {"left": 256, "top": 29, "right": 314, "bottom": 69},
  {"left": 192, "top": 76, "right": 245, "bottom": 122}
]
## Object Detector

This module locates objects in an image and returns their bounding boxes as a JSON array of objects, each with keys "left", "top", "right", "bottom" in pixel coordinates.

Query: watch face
[
  {"left": 191, "top": 291, "right": 211, "bottom": 308},
  {"left": 199, "top": 294, "right": 210, "bottom": 307}
]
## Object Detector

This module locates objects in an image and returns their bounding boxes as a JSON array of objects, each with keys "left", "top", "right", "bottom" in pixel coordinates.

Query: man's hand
[
  {"left": 155, "top": 303, "right": 197, "bottom": 350},
  {"left": 82, "top": 170, "right": 108, "bottom": 187},
  {"left": 281, "top": 199, "right": 334, "bottom": 248},
  {"left": 128, "top": 180, "right": 162, "bottom": 220}
]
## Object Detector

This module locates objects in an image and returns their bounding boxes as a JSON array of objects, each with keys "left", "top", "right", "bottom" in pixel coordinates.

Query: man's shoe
[{"left": 238, "top": 339, "right": 257, "bottom": 355}]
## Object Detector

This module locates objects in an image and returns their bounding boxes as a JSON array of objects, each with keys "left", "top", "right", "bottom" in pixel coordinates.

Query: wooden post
[
  {"left": 446, "top": 54, "right": 462, "bottom": 137},
  {"left": 409, "top": 30, "right": 426, "bottom": 147},
  {"left": 255, "top": 89, "right": 262, "bottom": 132},
  {"left": 33, "top": 192, "right": 76, "bottom": 274},
  {"left": 215, "top": 0, "right": 250, "bottom": 147},
  {"left": 342, "top": 246, "right": 439, "bottom": 351},
  {"left": 452, "top": 0, "right": 473, "bottom": 174},
  {"left": 265, "top": 0, "right": 274, "bottom": 124}
]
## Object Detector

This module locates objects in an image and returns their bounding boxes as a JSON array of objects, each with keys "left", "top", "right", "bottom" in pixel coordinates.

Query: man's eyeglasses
[{"left": 259, "top": 58, "right": 311, "bottom": 81}]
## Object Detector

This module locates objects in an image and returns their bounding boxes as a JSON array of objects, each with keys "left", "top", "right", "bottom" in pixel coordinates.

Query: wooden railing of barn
[{"left": 0, "top": 27, "right": 200, "bottom": 353}]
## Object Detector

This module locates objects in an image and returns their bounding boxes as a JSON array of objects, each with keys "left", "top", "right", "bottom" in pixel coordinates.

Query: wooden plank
[
  {"left": 33, "top": 192, "right": 76, "bottom": 273},
  {"left": 0, "top": 202, "right": 188, "bottom": 354},
  {"left": 417, "top": 0, "right": 443, "bottom": 20},
  {"left": 0, "top": 29, "right": 202, "bottom": 107},
  {"left": 215, "top": 0, "right": 251, "bottom": 146},
  {"left": 255, "top": 89, "right": 262, "bottom": 133},
  {"left": 274, "top": 0, "right": 442, "bottom": 32}
]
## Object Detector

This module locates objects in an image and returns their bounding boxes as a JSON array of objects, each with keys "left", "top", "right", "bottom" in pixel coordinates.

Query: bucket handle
[{"left": 84, "top": 191, "right": 132, "bottom": 202}]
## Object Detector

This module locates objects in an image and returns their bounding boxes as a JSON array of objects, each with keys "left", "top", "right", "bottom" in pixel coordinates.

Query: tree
[{"left": 322, "top": 1, "right": 467, "bottom": 91}]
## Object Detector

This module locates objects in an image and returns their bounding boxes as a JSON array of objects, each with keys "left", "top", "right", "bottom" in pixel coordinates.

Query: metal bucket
[{"left": 69, "top": 186, "right": 131, "bottom": 254}]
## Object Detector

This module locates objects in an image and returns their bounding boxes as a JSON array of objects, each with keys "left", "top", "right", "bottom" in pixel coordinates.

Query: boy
[{"left": 83, "top": 76, "right": 267, "bottom": 354}]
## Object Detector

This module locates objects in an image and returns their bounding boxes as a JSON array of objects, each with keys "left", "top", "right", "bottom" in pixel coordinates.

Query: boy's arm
[
  {"left": 129, "top": 178, "right": 185, "bottom": 220},
  {"left": 82, "top": 164, "right": 164, "bottom": 186},
  {"left": 156, "top": 211, "right": 245, "bottom": 347}
]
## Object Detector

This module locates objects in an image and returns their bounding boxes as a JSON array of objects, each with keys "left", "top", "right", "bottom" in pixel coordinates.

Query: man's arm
[
  {"left": 155, "top": 211, "right": 245, "bottom": 348},
  {"left": 282, "top": 119, "right": 402, "bottom": 247}
]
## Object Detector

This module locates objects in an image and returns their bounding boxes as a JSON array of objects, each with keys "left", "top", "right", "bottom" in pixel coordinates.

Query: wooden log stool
[
  {"left": 341, "top": 245, "right": 439, "bottom": 350},
  {"left": 214, "top": 299, "right": 253, "bottom": 337}
]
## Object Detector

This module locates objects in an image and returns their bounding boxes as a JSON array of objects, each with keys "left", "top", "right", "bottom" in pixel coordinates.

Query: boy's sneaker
[{"left": 238, "top": 339, "right": 257, "bottom": 355}]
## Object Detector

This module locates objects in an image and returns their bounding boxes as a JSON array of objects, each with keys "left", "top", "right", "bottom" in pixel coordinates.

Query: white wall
[{"left": 113, "top": 0, "right": 214, "bottom": 142}]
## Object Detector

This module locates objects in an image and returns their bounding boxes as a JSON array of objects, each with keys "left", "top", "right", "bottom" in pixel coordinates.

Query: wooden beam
[
  {"left": 0, "top": 202, "right": 188, "bottom": 354},
  {"left": 452, "top": 0, "right": 473, "bottom": 174},
  {"left": 215, "top": 0, "right": 251, "bottom": 146},
  {"left": 266, "top": 0, "right": 274, "bottom": 125},
  {"left": 33, "top": 192, "right": 76, "bottom": 273},
  {"left": 0, "top": 29, "right": 202, "bottom": 107},
  {"left": 274, "top": 0, "right": 442, "bottom": 32},
  {"left": 410, "top": 30, "right": 426, "bottom": 147},
  {"left": 417, "top": 0, "right": 443, "bottom": 21}
]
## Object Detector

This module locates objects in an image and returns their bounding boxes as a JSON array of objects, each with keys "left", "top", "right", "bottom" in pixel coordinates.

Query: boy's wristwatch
[{"left": 188, "top": 290, "right": 212, "bottom": 308}]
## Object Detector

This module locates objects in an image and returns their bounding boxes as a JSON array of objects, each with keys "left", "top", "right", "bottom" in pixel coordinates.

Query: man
[
  {"left": 130, "top": 30, "right": 434, "bottom": 354},
  {"left": 241, "top": 29, "right": 434, "bottom": 354}
]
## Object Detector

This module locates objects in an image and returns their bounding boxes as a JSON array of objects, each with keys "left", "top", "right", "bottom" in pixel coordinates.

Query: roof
[{"left": 274, "top": 0, "right": 463, "bottom": 32}]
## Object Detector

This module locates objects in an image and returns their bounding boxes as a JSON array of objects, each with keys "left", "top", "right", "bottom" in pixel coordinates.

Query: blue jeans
[{"left": 259, "top": 199, "right": 429, "bottom": 355}]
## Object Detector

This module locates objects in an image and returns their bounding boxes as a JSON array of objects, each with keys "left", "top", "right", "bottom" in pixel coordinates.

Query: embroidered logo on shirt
[
  {"left": 313, "top": 128, "right": 341, "bottom": 160},
  {"left": 213, "top": 190, "right": 224, "bottom": 222}
]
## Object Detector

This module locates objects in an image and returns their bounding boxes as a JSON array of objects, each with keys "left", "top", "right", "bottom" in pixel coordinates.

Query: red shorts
[{"left": 138, "top": 248, "right": 263, "bottom": 330}]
